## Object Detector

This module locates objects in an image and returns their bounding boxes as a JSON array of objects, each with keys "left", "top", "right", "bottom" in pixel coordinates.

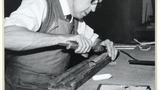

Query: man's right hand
[{"left": 64, "top": 34, "right": 92, "bottom": 55}]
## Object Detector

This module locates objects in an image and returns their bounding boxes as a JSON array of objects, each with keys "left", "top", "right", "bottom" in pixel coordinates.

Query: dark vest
[{"left": 5, "top": 0, "right": 78, "bottom": 89}]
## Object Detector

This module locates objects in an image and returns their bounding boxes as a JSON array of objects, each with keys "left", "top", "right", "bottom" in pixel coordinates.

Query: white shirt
[{"left": 4, "top": 0, "right": 98, "bottom": 43}]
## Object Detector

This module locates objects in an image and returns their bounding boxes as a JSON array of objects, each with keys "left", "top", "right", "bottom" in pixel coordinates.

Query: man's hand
[
  {"left": 65, "top": 34, "right": 92, "bottom": 55},
  {"left": 100, "top": 39, "right": 118, "bottom": 60}
]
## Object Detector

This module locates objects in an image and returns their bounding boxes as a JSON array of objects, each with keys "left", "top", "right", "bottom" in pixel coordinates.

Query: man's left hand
[{"left": 100, "top": 39, "right": 118, "bottom": 60}]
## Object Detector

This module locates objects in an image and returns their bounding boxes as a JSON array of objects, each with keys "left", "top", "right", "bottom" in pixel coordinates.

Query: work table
[{"left": 78, "top": 46, "right": 155, "bottom": 90}]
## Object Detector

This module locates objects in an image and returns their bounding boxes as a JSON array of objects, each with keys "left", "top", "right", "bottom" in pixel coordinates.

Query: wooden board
[{"left": 48, "top": 53, "right": 111, "bottom": 90}]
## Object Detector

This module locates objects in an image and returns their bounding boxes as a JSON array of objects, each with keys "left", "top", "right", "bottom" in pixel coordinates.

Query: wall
[
  {"left": 85, "top": 0, "right": 143, "bottom": 43},
  {"left": 4, "top": 0, "right": 21, "bottom": 17}
]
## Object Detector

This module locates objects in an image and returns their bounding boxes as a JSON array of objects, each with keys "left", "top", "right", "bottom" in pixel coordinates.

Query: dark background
[
  {"left": 84, "top": 0, "right": 155, "bottom": 43},
  {"left": 4, "top": 0, "right": 155, "bottom": 43}
]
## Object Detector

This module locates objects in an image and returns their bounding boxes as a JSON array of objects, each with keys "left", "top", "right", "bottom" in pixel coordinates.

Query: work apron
[{"left": 5, "top": 0, "right": 78, "bottom": 90}]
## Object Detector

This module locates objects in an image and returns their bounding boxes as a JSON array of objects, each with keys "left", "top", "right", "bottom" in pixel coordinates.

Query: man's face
[{"left": 71, "top": 0, "right": 102, "bottom": 19}]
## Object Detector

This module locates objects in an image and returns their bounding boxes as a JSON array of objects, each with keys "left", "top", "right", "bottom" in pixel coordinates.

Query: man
[{"left": 5, "top": 0, "right": 118, "bottom": 89}]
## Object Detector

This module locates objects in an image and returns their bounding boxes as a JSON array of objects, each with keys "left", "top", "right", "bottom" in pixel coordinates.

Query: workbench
[{"left": 78, "top": 46, "right": 155, "bottom": 90}]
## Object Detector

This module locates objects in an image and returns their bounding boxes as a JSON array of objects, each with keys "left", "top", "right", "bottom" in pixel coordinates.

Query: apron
[{"left": 5, "top": 0, "right": 78, "bottom": 90}]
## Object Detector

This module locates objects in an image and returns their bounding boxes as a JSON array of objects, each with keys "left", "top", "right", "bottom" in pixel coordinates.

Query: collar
[{"left": 59, "top": 0, "right": 71, "bottom": 16}]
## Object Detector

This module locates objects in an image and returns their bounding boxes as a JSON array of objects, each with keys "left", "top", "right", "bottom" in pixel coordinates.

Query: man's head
[{"left": 68, "top": 0, "right": 103, "bottom": 19}]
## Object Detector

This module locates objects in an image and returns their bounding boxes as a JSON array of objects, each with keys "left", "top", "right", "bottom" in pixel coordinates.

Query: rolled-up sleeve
[
  {"left": 4, "top": 0, "right": 47, "bottom": 31},
  {"left": 77, "top": 21, "right": 99, "bottom": 44}
]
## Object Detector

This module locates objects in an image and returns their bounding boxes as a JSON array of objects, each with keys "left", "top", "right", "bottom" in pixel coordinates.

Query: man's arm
[
  {"left": 5, "top": 26, "right": 67, "bottom": 51},
  {"left": 5, "top": 25, "right": 92, "bottom": 53},
  {"left": 77, "top": 21, "right": 118, "bottom": 60}
]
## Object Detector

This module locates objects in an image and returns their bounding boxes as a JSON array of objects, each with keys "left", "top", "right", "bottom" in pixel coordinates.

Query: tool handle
[{"left": 58, "top": 42, "right": 107, "bottom": 53}]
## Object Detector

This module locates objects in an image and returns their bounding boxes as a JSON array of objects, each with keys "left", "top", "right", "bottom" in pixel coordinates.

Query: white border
[{"left": 0, "top": 0, "right": 4, "bottom": 90}]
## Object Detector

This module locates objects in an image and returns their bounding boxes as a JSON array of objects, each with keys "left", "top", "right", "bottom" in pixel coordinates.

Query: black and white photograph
[{"left": 4, "top": 0, "right": 155, "bottom": 90}]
